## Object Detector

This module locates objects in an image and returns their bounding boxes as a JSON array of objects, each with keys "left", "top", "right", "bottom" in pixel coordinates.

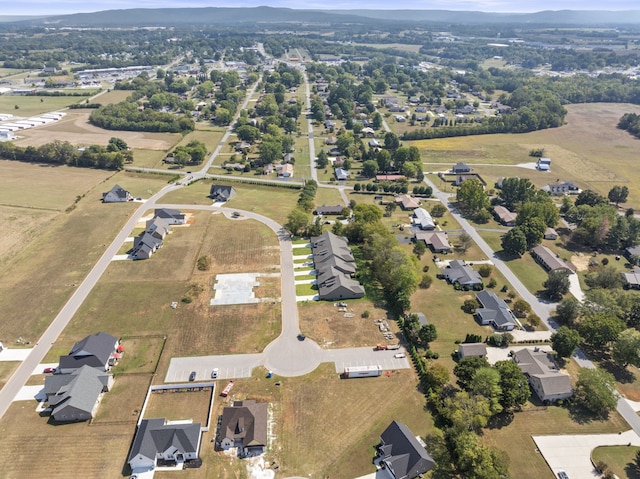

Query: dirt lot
[{"left": 13, "top": 109, "right": 181, "bottom": 150}]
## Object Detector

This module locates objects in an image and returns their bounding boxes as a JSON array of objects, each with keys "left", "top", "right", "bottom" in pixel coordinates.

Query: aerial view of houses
[{"left": 3, "top": 6, "right": 640, "bottom": 479}]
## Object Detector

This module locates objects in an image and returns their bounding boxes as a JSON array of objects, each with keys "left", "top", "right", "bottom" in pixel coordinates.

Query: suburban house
[
  {"left": 475, "top": 291, "right": 517, "bottom": 331},
  {"left": 415, "top": 231, "right": 451, "bottom": 253},
  {"left": 276, "top": 163, "right": 294, "bottom": 177},
  {"left": 395, "top": 195, "right": 421, "bottom": 210},
  {"left": 369, "top": 139, "right": 381, "bottom": 148},
  {"left": 44, "top": 365, "right": 114, "bottom": 422},
  {"left": 621, "top": 268, "right": 640, "bottom": 289},
  {"left": 58, "top": 332, "right": 120, "bottom": 374},
  {"left": 457, "top": 343, "right": 488, "bottom": 360},
  {"left": 102, "top": 184, "right": 132, "bottom": 203},
  {"left": 542, "top": 181, "right": 580, "bottom": 196},
  {"left": 376, "top": 421, "right": 435, "bottom": 479},
  {"left": 493, "top": 205, "right": 517, "bottom": 226},
  {"left": 235, "top": 141, "right": 251, "bottom": 152},
  {"left": 145, "top": 217, "right": 171, "bottom": 240},
  {"left": 412, "top": 208, "right": 435, "bottom": 230},
  {"left": 537, "top": 157, "right": 551, "bottom": 171},
  {"left": 311, "top": 232, "right": 365, "bottom": 300},
  {"left": 625, "top": 245, "right": 640, "bottom": 262},
  {"left": 132, "top": 232, "right": 163, "bottom": 260},
  {"left": 452, "top": 173, "right": 486, "bottom": 187},
  {"left": 218, "top": 400, "right": 268, "bottom": 456},
  {"left": 209, "top": 185, "right": 237, "bottom": 202},
  {"left": 544, "top": 227, "right": 559, "bottom": 240},
  {"left": 442, "top": 260, "right": 483, "bottom": 289},
  {"left": 531, "top": 245, "right": 576, "bottom": 273},
  {"left": 335, "top": 167, "right": 350, "bottom": 181},
  {"left": 154, "top": 208, "right": 186, "bottom": 225},
  {"left": 128, "top": 418, "right": 202, "bottom": 473},
  {"left": 325, "top": 136, "right": 337, "bottom": 145},
  {"left": 314, "top": 205, "right": 345, "bottom": 216},
  {"left": 452, "top": 162, "right": 471, "bottom": 173},
  {"left": 514, "top": 348, "right": 573, "bottom": 403}
]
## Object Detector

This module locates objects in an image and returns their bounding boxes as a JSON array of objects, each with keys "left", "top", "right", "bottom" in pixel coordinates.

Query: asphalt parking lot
[
  {"left": 324, "top": 347, "right": 411, "bottom": 373},
  {"left": 165, "top": 353, "right": 264, "bottom": 382}
]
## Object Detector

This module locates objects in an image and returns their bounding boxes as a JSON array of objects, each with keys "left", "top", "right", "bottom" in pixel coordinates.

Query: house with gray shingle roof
[
  {"left": 475, "top": 291, "right": 517, "bottom": 331},
  {"left": 493, "top": 205, "right": 517, "bottom": 226},
  {"left": 621, "top": 267, "right": 640, "bottom": 289},
  {"left": 457, "top": 343, "right": 487, "bottom": 360},
  {"left": 531, "top": 245, "right": 575, "bottom": 273},
  {"left": 218, "top": 400, "right": 268, "bottom": 456},
  {"left": 102, "top": 184, "right": 132, "bottom": 203},
  {"left": 128, "top": 418, "right": 202, "bottom": 473},
  {"left": 514, "top": 348, "right": 573, "bottom": 402},
  {"left": 377, "top": 420, "right": 435, "bottom": 479},
  {"left": 145, "top": 217, "right": 171, "bottom": 240},
  {"left": 58, "top": 332, "right": 119, "bottom": 374},
  {"left": 209, "top": 185, "right": 236, "bottom": 202},
  {"left": 132, "top": 232, "right": 163, "bottom": 260},
  {"left": 44, "top": 365, "right": 113, "bottom": 422},
  {"left": 311, "top": 232, "right": 364, "bottom": 300},
  {"left": 415, "top": 231, "right": 451, "bottom": 253},
  {"left": 154, "top": 208, "right": 186, "bottom": 225},
  {"left": 442, "top": 260, "right": 482, "bottom": 289}
]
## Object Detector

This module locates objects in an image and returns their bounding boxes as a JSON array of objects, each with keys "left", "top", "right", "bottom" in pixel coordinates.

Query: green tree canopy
[
  {"left": 551, "top": 326, "right": 581, "bottom": 358},
  {"left": 575, "top": 367, "right": 617, "bottom": 418}
]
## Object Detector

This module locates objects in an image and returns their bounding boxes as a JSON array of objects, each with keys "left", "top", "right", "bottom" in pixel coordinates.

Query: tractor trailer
[{"left": 342, "top": 365, "right": 382, "bottom": 378}]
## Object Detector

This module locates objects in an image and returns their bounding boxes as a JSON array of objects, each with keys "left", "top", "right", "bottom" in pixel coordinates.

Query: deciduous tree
[{"left": 551, "top": 326, "right": 581, "bottom": 358}]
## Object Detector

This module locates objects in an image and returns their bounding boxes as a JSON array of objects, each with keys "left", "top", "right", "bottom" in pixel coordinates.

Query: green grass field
[
  {"left": 592, "top": 445, "right": 640, "bottom": 479},
  {"left": 0, "top": 95, "right": 89, "bottom": 117}
]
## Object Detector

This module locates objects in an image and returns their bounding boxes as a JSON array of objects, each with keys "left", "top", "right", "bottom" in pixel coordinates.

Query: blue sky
[{"left": 5, "top": 0, "right": 640, "bottom": 16}]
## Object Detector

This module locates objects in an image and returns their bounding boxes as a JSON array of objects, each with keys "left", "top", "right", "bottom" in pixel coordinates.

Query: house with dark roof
[
  {"left": 102, "top": 184, "right": 132, "bottom": 203},
  {"left": 209, "top": 185, "right": 237, "bottom": 202},
  {"left": 376, "top": 420, "right": 435, "bottom": 479},
  {"left": 44, "top": 365, "right": 113, "bottom": 422},
  {"left": 625, "top": 245, "right": 640, "bottom": 261},
  {"left": 475, "top": 291, "right": 517, "bottom": 331},
  {"left": 132, "top": 231, "right": 163, "bottom": 260},
  {"left": 128, "top": 418, "right": 202, "bottom": 473},
  {"left": 457, "top": 343, "right": 487, "bottom": 360},
  {"left": 218, "top": 400, "right": 268, "bottom": 456},
  {"left": 415, "top": 231, "right": 451, "bottom": 253},
  {"left": 493, "top": 205, "right": 517, "bottom": 226},
  {"left": 154, "top": 208, "right": 186, "bottom": 225},
  {"left": 531, "top": 245, "right": 576, "bottom": 273},
  {"left": 314, "top": 205, "right": 345, "bottom": 216},
  {"left": 441, "top": 260, "right": 483, "bottom": 289},
  {"left": 311, "top": 232, "right": 364, "bottom": 300},
  {"left": 514, "top": 348, "right": 573, "bottom": 403},
  {"left": 452, "top": 162, "right": 471, "bottom": 173},
  {"left": 58, "top": 332, "right": 119, "bottom": 374}
]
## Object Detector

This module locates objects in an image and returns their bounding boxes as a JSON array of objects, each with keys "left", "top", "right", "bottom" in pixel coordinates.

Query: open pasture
[
  {"left": 13, "top": 109, "right": 181, "bottom": 150},
  {"left": 0, "top": 94, "right": 88, "bottom": 117}
]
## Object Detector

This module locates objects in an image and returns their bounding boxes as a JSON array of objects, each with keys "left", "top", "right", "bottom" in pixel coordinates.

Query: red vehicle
[
  {"left": 220, "top": 380, "right": 234, "bottom": 397},
  {"left": 43, "top": 367, "right": 56, "bottom": 374}
]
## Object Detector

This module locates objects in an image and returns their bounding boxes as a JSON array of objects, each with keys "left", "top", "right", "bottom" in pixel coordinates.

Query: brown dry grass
[
  {"left": 94, "top": 374, "right": 152, "bottom": 424},
  {"left": 299, "top": 301, "right": 398, "bottom": 348},
  {"left": 13, "top": 109, "right": 181, "bottom": 150},
  {"left": 0, "top": 402, "right": 133, "bottom": 479},
  {"left": 143, "top": 386, "right": 212, "bottom": 425}
]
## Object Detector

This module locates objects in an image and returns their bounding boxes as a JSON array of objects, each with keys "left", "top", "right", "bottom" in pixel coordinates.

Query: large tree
[
  {"left": 579, "top": 313, "right": 625, "bottom": 349},
  {"left": 555, "top": 296, "right": 581, "bottom": 325},
  {"left": 501, "top": 227, "right": 527, "bottom": 257},
  {"left": 457, "top": 179, "right": 489, "bottom": 216},
  {"left": 551, "top": 326, "right": 581, "bottom": 358},
  {"left": 608, "top": 185, "right": 629, "bottom": 206},
  {"left": 494, "top": 359, "right": 530, "bottom": 411},
  {"left": 543, "top": 270, "right": 570, "bottom": 300},
  {"left": 454, "top": 356, "right": 489, "bottom": 390},
  {"left": 575, "top": 367, "right": 617, "bottom": 417},
  {"left": 613, "top": 328, "right": 640, "bottom": 367},
  {"left": 284, "top": 207, "right": 311, "bottom": 236},
  {"left": 499, "top": 177, "right": 536, "bottom": 209},
  {"left": 470, "top": 367, "right": 503, "bottom": 415}
]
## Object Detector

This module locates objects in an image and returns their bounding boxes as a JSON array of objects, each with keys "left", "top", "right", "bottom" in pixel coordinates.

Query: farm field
[
  {"left": 13, "top": 109, "right": 181, "bottom": 150},
  {"left": 0, "top": 169, "right": 168, "bottom": 342},
  {"left": 94, "top": 89, "right": 130, "bottom": 105},
  {"left": 412, "top": 103, "right": 640, "bottom": 209},
  {"left": 0, "top": 95, "right": 89, "bottom": 117},
  {"left": 0, "top": 401, "right": 133, "bottom": 479}
]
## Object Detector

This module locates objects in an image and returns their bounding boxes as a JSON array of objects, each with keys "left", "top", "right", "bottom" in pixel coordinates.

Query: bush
[
  {"left": 423, "top": 265, "right": 430, "bottom": 273},
  {"left": 528, "top": 314, "right": 541, "bottom": 327},
  {"left": 463, "top": 333, "right": 483, "bottom": 343},
  {"left": 487, "top": 278, "right": 497, "bottom": 288},
  {"left": 424, "top": 349, "right": 439, "bottom": 359},
  {"left": 478, "top": 264, "right": 493, "bottom": 278},
  {"left": 362, "top": 310, "right": 370, "bottom": 318},
  {"left": 196, "top": 255, "right": 211, "bottom": 271},
  {"left": 462, "top": 299, "right": 478, "bottom": 314},
  {"left": 181, "top": 296, "right": 193, "bottom": 303},
  {"left": 501, "top": 285, "right": 509, "bottom": 293},
  {"left": 420, "top": 274, "right": 433, "bottom": 289}
]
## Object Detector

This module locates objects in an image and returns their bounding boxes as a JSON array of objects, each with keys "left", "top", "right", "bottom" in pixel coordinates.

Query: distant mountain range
[{"left": 5, "top": 7, "right": 640, "bottom": 26}]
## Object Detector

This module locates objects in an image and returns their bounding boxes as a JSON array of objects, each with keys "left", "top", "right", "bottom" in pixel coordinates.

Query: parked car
[
  {"left": 297, "top": 333, "right": 306, "bottom": 341},
  {"left": 557, "top": 472, "right": 569, "bottom": 479},
  {"left": 211, "top": 368, "right": 219, "bottom": 379},
  {"left": 189, "top": 371, "right": 196, "bottom": 381},
  {"left": 43, "top": 367, "right": 56, "bottom": 374},
  {"left": 394, "top": 353, "right": 406, "bottom": 359}
]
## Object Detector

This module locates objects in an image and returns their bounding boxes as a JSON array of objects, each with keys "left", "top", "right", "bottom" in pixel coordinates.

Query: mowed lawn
[
  {"left": 143, "top": 387, "right": 212, "bottom": 425},
  {"left": 592, "top": 446, "right": 640, "bottom": 479},
  {"left": 160, "top": 180, "right": 300, "bottom": 226},
  {"left": 0, "top": 170, "right": 169, "bottom": 342}
]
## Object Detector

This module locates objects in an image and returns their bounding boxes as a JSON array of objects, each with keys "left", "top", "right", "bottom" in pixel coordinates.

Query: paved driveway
[
  {"left": 533, "top": 430, "right": 640, "bottom": 478},
  {"left": 165, "top": 353, "right": 264, "bottom": 382},
  {"left": 323, "top": 347, "right": 410, "bottom": 373},
  {"left": 0, "top": 348, "right": 33, "bottom": 361}
]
